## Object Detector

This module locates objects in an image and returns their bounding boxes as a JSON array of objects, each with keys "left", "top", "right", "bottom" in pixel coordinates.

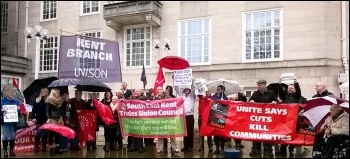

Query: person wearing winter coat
[
  {"left": 1, "top": 85, "right": 22, "bottom": 157},
  {"left": 31, "top": 87, "right": 49, "bottom": 153}
]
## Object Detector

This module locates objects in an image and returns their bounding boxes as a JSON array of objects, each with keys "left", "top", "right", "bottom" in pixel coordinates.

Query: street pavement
[{"left": 2, "top": 140, "right": 312, "bottom": 158}]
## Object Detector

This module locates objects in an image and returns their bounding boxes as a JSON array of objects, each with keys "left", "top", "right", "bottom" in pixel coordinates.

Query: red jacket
[{"left": 198, "top": 95, "right": 211, "bottom": 116}]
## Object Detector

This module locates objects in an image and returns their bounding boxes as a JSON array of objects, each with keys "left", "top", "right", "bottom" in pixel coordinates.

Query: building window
[
  {"left": 82, "top": 92, "right": 100, "bottom": 101},
  {"left": 81, "top": 1, "right": 99, "bottom": 15},
  {"left": 1, "top": 1, "right": 8, "bottom": 33},
  {"left": 1, "top": 75, "right": 21, "bottom": 90},
  {"left": 41, "top": 1, "right": 57, "bottom": 21},
  {"left": 1, "top": 47, "right": 6, "bottom": 54},
  {"left": 78, "top": 30, "right": 102, "bottom": 68},
  {"left": 39, "top": 36, "right": 58, "bottom": 72},
  {"left": 125, "top": 26, "right": 151, "bottom": 67},
  {"left": 243, "top": 9, "right": 283, "bottom": 62},
  {"left": 178, "top": 18, "right": 211, "bottom": 65}
]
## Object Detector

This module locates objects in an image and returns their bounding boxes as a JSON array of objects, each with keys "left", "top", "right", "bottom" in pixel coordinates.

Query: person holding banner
[
  {"left": 198, "top": 89, "right": 214, "bottom": 152},
  {"left": 154, "top": 86, "right": 180, "bottom": 154},
  {"left": 31, "top": 87, "right": 49, "bottom": 153},
  {"left": 211, "top": 85, "right": 229, "bottom": 154},
  {"left": 103, "top": 95, "right": 120, "bottom": 152},
  {"left": 85, "top": 93, "right": 101, "bottom": 151},
  {"left": 45, "top": 88, "right": 65, "bottom": 156},
  {"left": 69, "top": 90, "right": 85, "bottom": 151},
  {"left": 234, "top": 92, "right": 247, "bottom": 148},
  {"left": 1, "top": 85, "right": 21, "bottom": 157},
  {"left": 248, "top": 79, "right": 278, "bottom": 157},
  {"left": 128, "top": 89, "right": 147, "bottom": 153}
]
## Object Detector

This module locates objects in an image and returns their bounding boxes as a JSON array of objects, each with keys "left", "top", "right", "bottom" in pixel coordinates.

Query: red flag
[
  {"left": 77, "top": 110, "right": 97, "bottom": 144},
  {"left": 12, "top": 76, "right": 27, "bottom": 115},
  {"left": 153, "top": 67, "right": 165, "bottom": 94},
  {"left": 93, "top": 98, "right": 116, "bottom": 125}
]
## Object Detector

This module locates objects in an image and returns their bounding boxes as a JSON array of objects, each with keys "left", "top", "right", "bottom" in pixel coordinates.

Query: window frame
[
  {"left": 39, "top": 35, "right": 60, "bottom": 73},
  {"left": 123, "top": 24, "right": 153, "bottom": 69},
  {"left": 40, "top": 1, "right": 57, "bottom": 22},
  {"left": 1, "top": 47, "right": 7, "bottom": 54},
  {"left": 80, "top": 1, "right": 100, "bottom": 16},
  {"left": 1, "top": 1, "right": 8, "bottom": 33},
  {"left": 242, "top": 8, "right": 284, "bottom": 63},
  {"left": 1, "top": 74, "right": 22, "bottom": 90},
  {"left": 177, "top": 17, "right": 212, "bottom": 66}
]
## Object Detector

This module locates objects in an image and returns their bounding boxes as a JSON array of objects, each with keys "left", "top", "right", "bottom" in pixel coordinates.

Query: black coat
[
  {"left": 123, "top": 89, "right": 132, "bottom": 99},
  {"left": 312, "top": 90, "right": 334, "bottom": 98},
  {"left": 249, "top": 89, "right": 278, "bottom": 103},
  {"left": 279, "top": 82, "right": 302, "bottom": 104},
  {"left": 32, "top": 97, "right": 48, "bottom": 124}
]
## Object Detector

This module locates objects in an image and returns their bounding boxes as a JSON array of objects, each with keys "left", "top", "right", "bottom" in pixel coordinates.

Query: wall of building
[{"left": 113, "top": 1, "right": 348, "bottom": 99}]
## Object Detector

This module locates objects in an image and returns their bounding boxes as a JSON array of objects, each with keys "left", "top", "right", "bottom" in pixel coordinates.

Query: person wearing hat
[
  {"left": 249, "top": 79, "right": 278, "bottom": 157},
  {"left": 174, "top": 82, "right": 196, "bottom": 152},
  {"left": 198, "top": 87, "right": 213, "bottom": 152}
]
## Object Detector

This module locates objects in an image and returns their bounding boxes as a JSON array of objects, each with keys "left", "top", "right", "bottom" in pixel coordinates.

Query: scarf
[{"left": 110, "top": 102, "right": 118, "bottom": 112}]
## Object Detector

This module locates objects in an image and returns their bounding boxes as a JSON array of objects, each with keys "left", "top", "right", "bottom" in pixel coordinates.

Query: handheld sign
[
  {"left": 173, "top": 69, "right": 192, "bottom": 86},
  {"left": 3, "top": 105, "right": 19, "bottom": 122},
  {"left": 280, "top": 73, "right": 295, "bottom": 85}
]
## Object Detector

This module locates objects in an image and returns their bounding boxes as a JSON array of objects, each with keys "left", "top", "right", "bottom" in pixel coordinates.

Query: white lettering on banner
[
  {"left": 74, "top": 68, "right": 108, "bottom": 79},
  {"left": 229, "top": 131, "right": 292, "bottom": 141},
  {"left": 3, "top": 105, "right": 18, "bottom": 123},
  {"left": 66, "top": 49, "right": 112, "bottom": 61},
  {"left": 173, "top": 69, "right": 192, "bottom": 86},
  {"left": 236, "top": 105, "right": 288, "bottom": 132},
  {"left": 77, "top": 38, "right": 106, "bottom": 50}
]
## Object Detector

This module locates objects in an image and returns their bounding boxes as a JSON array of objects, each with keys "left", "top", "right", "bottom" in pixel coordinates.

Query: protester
[
  {"left": 69, "top": 90, "right": 85, "bottom": 150},
  {"left": 144, "top": 88, "right": 155, "bottom": 146},
  {"left": 115, "top": 90, "right": 124, "bottom": 148},
  {"left": 249, "top": 79, "right": 278, "bottom": 157},
  {"left": 31, "top": 87, "right": 49, "bottom": 153},
  {"left": 211, "top": 85, "right": 228, "bottom": 154},
  {"left": 174, "top": 84, "right": 196, "bottom": 152},
  {"left": 121, "top": 82, "right": 133, "bottom": 148},
  {"left": 59, "top": 92, "right": 71, "bottom": 153},
  {"left": 128, "top": 89, "right": 147, "bottom": 153},
  {"left": 1, "top": 85, "right": 21, "bottom": 157},
  {"left": 313, "top": 82, "right": 334, "bottom": 98},
  {"left": 154, "top": 86, "right": 180, "bottom": 154},
  {"left": 45, "top": 88, "right": 65, "bottom": 156},
  {"left": 103, "top": 95, "right": 120, "bottom": 152},
  {"left": 312, "top": 104, "right": 349, "bottom": 158},
  {"left": 85, "top": 93, "right": 101, "bottom": 151},
  {"left": 101, "top": 91, "right": 118, "bottom": 150},
  {"left": 234, "top": 92, "right": 247, "bottom": 148},
  {"left": 166, "top": 86, "right": 176, "bottom": 98},
  {"left": 276, "top": 77, "right": 302, "bottom": 156},
  {"left": 198, "top": 89, "right": 213, "bottom": 152}
]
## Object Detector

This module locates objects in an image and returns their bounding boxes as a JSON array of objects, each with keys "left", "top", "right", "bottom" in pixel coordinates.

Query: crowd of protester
[{"left": 1, "top": 78, "right": 348, "bottom": 158}]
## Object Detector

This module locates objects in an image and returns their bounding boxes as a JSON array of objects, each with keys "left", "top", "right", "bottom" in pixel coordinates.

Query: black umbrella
[
  {"left": 75, "top": 79, "right": 111, "bottom": 92},
  {"left": 23, "top": 77, "right": 58, "bottom": 106},
  {"left": 267, "top": 83, "right": 288, "bottom": 97}
]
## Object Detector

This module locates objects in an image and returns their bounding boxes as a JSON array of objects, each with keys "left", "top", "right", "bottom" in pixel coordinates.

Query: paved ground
[{"left": 2, "top": 141, "right": 312, "bottom": 158}]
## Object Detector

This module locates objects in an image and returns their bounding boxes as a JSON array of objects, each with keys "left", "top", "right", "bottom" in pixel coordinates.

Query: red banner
[
  {"left": 93, "top": 98, "right": 116, "bottom": 125},
  {"left": 200, "top": 100, "right": 314, "bottom": 145},
  {"left": 78, "top": 110, "right": 97, "bottom": 145},
  {"left": 14, "top": 121, "right": 39, "bottom": 153}
]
